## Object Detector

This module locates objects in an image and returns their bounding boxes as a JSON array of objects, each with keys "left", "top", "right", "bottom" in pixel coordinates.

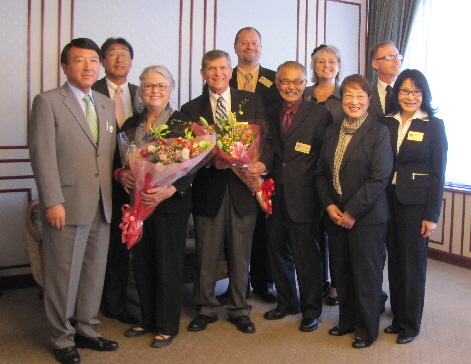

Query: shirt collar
[
  {"left": 392, "top": 109, "right": 429, "bottom": 123},
  {"left": 106, "top": 78, "right": 129, "bottom": 93},
  {"left": 67, "top": 81, "right": 95, "bottom": 104},
  {"left": 209, "top": 87, "right": 231, "bottom": 103},
  {"left": 281, "top": 96, "right": 303, "bottom": 115}
]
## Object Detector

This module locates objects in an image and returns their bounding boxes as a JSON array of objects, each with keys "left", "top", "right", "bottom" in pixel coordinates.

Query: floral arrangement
[
  {"left": 192, "top": 100, "right": 274, "bottom": 215},
  {"left": 119, "top": 124, "right": 215, "bottom": 248}
]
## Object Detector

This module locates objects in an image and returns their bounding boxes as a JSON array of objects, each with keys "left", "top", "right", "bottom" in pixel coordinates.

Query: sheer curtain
[{"left": 402, "top": 0, "right": 469, "bottom": 185}]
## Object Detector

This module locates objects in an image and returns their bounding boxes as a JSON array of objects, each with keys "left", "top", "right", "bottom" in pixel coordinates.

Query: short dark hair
[
  {"left": 101, "top": 37, "right": 134, "bottom": 59},
  {"left": 388, "top": 69, "right": 436, "bottom": 116},
  {"left": 234, "top": 27, "right": 261, "bottom": 44},
  {"left": 340, "top": 74, "right": 373, "bottom": 98},
  {"left": 60, "top": 38, "right": 101, "bottom": 64},
  {"left": 368, "top": 41, "right": 397, "bottom": 61},
  {"left": 201, "top": 49, "right": 231, "bottom": 69}
]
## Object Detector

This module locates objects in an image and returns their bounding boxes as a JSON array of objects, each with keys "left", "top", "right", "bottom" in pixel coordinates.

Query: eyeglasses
[
  {"left": 106, "top": 52, "right": 131, "bottom": 58},
  {"left": 278, "top": 79, "right": 306, "bottom": 86},
  {"left": 374, "top": 54, "right": 403, "bottom": 61},
  {"left": 398, "top": 88, "right": 422, "bottom": 97},
  {"left": 143, "top": 83, "right": 169, "bottom": 91}
]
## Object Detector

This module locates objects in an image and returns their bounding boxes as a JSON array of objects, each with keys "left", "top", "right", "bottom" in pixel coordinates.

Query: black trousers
[
  {"left": 132, "top": 209, "right": 190, "bottom": 336},
  {"left": 387, "top": 190, "right": 429, "bottom": 337}
]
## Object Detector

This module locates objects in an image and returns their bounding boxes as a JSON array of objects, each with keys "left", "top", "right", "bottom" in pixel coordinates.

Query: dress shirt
[
  {"left": 209, "top": 87, "right": 232, "bottom": 121},
  {"left": 106, "top": 78, "right": 133, "bottom": 121},
  {"left": 67, "top": 82, "right": 97, "bottom": 119},
  {"left": 237, "top": 65, "right": 260, "bottom": 93},
  {"left": 391, "top": 109, "right": 429, "bottom": 184}
]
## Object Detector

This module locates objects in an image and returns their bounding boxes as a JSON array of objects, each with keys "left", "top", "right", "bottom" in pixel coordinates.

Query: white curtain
[{"left": 402, "top": 0, "right": 470, "bottom": 185}]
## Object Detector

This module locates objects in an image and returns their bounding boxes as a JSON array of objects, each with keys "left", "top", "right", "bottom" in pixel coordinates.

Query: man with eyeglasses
[
  {"left": 92, "top": 37, "right": 139, "bottom": 326},
  {"left": 181, "top": 49, "right": 265, "bottom": 335},
  {"left": 244, "top": 61, "right": 332, "bottom": 332},
  {"left": 368, "top": 41, "right": 402, "bottom": 120}
]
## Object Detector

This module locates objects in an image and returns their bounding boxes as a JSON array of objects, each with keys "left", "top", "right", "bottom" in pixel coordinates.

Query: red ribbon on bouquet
[{"left": 254, "top": 178, "right": 275, "bottom": 217}]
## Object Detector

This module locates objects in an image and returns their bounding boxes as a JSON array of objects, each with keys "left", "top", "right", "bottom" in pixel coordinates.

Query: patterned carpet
[{"left": 1, "top": 258, "right": 470, "bottom": 364}]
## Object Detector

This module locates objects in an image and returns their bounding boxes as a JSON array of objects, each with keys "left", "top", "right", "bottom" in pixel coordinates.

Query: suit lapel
[
  {"left": 94, "top": 92, "right": 113, "bottom": 149},
  {"left": 340, "top": 117, "right": 372, "bottom": 170},
  {"left": 284, "top": 99, "right": 310, "bottom": 139},
  {"left": 398, "top": 118, "right": 427, "bottom": 157},
  {"left": 198, "top": 92, "right": 215, "bottom": 124},
  {"left": 61, "top": 83, "right": 97, "bottom": 146}
]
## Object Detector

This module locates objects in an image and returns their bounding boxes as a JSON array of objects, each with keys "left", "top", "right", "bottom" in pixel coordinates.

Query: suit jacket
[
  {"left": 181, "top": 88, "right": 265, "bottom": 218},
  {"left": 229, "top": 65, "right": 281, "bottom": 108},
  {"left": 259, "top": 99, "right": 332, "bottom": 223},
  {"left": 117, "top": 110, "right": 195, "bottom": 214},
  {"left": 382, "top": 115, "right": 447, "bottom": 223},
  {"left": 368, "top": 84, "right": 384, "bottom": 122},
  {"left": 92, "top": 77, "right": 139, "bottom": 120},
  {"left": 29, "top": 82, "right": 116, "bottom": 225},
  {"left": 316, "top": 116, "right": 393, "bottom": 225}
]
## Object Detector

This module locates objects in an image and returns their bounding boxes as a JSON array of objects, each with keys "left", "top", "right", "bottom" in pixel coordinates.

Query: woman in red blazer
[{"left": 382, "top": 69, "right": 447, "bottom": 345}]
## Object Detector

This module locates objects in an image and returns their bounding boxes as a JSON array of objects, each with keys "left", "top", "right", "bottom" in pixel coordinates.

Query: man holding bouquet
[
  {"left": 181, "top": 49, "right": 265, "bottom": 334},
  {"left": 245, "top": 61, "right": 332, "bottom": 332}
]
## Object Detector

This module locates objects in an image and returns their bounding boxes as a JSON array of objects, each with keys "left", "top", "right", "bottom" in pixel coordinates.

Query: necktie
[
  {"left": 282, "top": 109, "right": 293, "bottom": 136},
  {"left": 83, "top": 95, "right": 98, "bottom": 142},
  {"left": 216, "top": 96, "right": 228, "bottom": 121},
  {"left": 114, "top": 86, "right": 125, "bottom": 127},
  {"left": 244, "top": 73, "right": 253, "bottom": 92},
  {"left": 385, "top": 84, "right": 392, "bottom": 115}
]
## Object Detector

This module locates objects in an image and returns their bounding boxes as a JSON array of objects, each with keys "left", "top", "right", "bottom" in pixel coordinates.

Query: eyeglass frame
[
  {"left": 142, "top": 83, "right": 169, "bottom": 92},
  {"left": 374, "top": 54, "right": 403, "bottom": 61},
  {"left": 398, "top": 88, "right": 422, "bottom": 97},
  {"left": 277, "top": 78, "right": 306, "bottom": 86},
  {"left": 106, "top": 52, "right": 131, "bottom": 58}
]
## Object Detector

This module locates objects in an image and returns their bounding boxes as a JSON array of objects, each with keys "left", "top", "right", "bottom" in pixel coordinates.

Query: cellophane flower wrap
[
  {"left": 191, "top": 100, "right": 274, "bottom": 215},
  {"left": 119, "top": 125, "right": 216, "bottom": 248}
]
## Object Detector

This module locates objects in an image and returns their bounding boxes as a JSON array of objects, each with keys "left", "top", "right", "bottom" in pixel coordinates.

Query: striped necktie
[
  {"left": 216, "top": 96, "right": 228, "bottom": 121},
  {"left": 114, "top": 86, "right": 125, "bottom": 127},
  {"left": 83, "top": 95, "right": 98, "bottom": 142}
]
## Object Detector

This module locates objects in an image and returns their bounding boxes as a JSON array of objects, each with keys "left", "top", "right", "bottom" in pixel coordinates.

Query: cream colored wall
[{"left": 0, "top": 0, "right": 368, "bottom": 278}]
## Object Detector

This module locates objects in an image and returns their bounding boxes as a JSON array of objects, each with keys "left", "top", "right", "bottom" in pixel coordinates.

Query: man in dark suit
[
  {"left": 92, "top": 37, "right": 139, "bottom": 325},
  {"left": 245, "top": 61, "right": 332, "bottom": 332},
  {"left": 215, "top": 27, "right": 280, "bottom": 305},
  {"left": 181, "top": 49, "right": 265, "bottom": 334},
  {"left": 368, "top": 41, "right": 402, "bottom": 121},
  {"left": 29, "top": 38, "right": 118, "bottom": 364}
]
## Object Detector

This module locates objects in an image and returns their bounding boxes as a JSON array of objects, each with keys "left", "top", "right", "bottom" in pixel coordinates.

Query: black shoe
[
  {"left": 328, "top": 326, "right": 354, "bottom": 336},
  {"left": 53, "top": 346, "right": 80, "bottom": 364},
  {"left": 253, "top": 288, "right": 278, "bottom": 303},
  {"left": 397, "top": 335, "right": 414, "bottom": 344},
  {"left": 103, "top": 311, "right": 139, "bottom": 325},
  {"left": 299, "top": 317, "right": 320, "bottom": 332},
  {"left": 263, "top": 307, "right": 300, "bottom": 320},
  {"left": 124, "top": 326, "right": 153, "bottom": 338},
  {"left": 151, "top": 333, "right": 175, "bottom": 348},
  {"left": 187, "top": 314, "right": 218, "bottom": 332},
  {"left": 229, "top": 315, "right": 256, "bottom": 333},
  {"left": 352, "top": 337, "right": 373, "bottom": 349},
  {"left": 74, "top": 335, "right": 119, "bottom": 352},
  {"left": 384, "top": 324, "right": 400, "bottom": 334},
  {"left": 326, "top": 296, "right": 339, "bottom": 306}
]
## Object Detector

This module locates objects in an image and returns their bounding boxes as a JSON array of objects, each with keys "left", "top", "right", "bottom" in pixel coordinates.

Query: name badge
[
  {"left": 295, "top": 142, "right": 311, "bottom": 154},
  {"left": 258, "top": 76, "right": 273, "bottom": 88},
  {"left": 407, "top": 131, "right": 424, "bottom": 141}
]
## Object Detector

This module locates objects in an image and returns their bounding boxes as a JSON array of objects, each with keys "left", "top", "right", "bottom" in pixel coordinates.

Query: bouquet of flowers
[
  {"left": 192, "top": 101, "right": 274, "bottom": 215},
  {"left": 119, "top": 124, "right": 215, "bottom": 248}
]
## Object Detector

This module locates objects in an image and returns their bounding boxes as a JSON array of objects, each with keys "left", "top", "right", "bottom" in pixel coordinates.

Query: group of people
[{"left": 29, "top": 27, "right": 447, "bottom": 364}]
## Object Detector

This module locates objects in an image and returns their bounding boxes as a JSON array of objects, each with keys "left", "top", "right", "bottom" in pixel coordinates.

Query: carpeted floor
[{"left": 1, "top": 258, "right": 470, "bottom": 364}]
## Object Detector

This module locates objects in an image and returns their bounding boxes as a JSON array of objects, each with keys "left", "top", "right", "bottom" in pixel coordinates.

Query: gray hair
[
  {"left": 310, "top": 45, "right": 342, "bottom": 83},
  {"left": 276, "top": 61, "right": 307, "bottom": 80},
  {"left": 368, "top": 41, "right": 397, "bottom": 62},
  {"left": 201, "top": 49, "right": 232, "bottom": 70},
  {"left": 135, "top": 65, "right": 175, "bottom": 113}
]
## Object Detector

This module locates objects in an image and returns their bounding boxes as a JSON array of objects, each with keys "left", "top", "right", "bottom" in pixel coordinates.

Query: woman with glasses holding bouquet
[{"left": 382, "top": 69, "right": 447, "bottom": 345}]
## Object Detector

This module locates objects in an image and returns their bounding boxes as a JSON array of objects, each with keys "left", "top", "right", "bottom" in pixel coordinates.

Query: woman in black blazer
[
  {"left": 316, "top": 75, "right": 393, "bottom": 349},
  {"left": 382, "top": 69, "right": 447, "bottom": 344},
  {"left": 116, "top": 65, "right": 194, "bottom": 348}
]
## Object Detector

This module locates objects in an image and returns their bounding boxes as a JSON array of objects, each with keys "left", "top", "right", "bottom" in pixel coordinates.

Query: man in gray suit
[
  {"left": 92, "top": 37, "right": 139, "bottom": 325},
  {"left": 368, "top": 41, "right": 402, "bottom": 121},
  {"left": 29, "top": 38, "right": 118, "bottom": 364}
]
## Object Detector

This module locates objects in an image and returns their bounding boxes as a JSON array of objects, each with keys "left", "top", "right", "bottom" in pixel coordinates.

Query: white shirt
[
  {"left": 209, "top": 87, "right": 232, "bottom": 121},
  {"left": 106, "top": 78, "right": 133, "bottom": 121},
  {"left": 377, "top": 79, "right": 394, "bottom": 114},
  {"left": 67, "top": 82, "right": 97, "bottom": 119}
]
